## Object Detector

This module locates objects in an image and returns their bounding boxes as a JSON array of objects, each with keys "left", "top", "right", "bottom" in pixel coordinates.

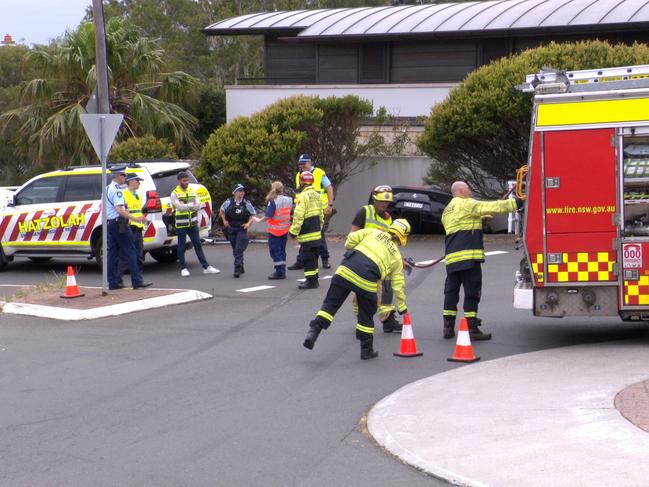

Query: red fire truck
[{"left": 514, "top": 64, "right": 649, "bottom": 321}]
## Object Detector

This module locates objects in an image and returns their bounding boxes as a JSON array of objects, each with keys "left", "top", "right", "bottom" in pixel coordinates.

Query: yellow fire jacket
[
  {"left": 338, "top": 228, "right": 407, "bottom": 312},
  {"left": 441, "top": 196, "right": 516, "bottom": 273},
  {"left": 289, "top": 185, "right": 323, "bottom": 244}
]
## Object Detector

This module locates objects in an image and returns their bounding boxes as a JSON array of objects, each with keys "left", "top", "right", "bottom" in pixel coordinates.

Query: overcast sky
[{"left": 2, "top": 0, "right": 92, "bottom": 46}]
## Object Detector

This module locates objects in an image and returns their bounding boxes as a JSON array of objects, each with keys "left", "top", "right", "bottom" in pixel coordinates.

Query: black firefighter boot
[
  {"left": 303, "top": 321, "right": 323, "bottom": 350},
  {"left": 298, "top": 276, "right": 319, "bottom": 290},
  {"left": 468, "top": 317, "right": 492, "bottom": 341},
  {"left": 360, "top": 336, "right": 379, "bottom": 360},
  {"left": 382, "top": 311, "right": 403, "bottom": 333},
  {"left": 443, "top": 316, "right": 456, "bottom": 339}
]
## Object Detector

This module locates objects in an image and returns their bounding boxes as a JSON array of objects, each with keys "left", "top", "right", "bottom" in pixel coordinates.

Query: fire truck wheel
[{"left": 149, "top": 247, "right": 178, "bottom": 264}]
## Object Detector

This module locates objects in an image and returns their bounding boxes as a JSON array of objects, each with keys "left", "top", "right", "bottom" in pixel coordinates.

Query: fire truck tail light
[
  {"left": 547, "top": 253, "right": 563, "bottom": 264},
  {"left": 624, "top": 269, "right": 639, "bottom": 281},
  {"left": 145, "top": 191, "right": 162, "bottom": 213}
]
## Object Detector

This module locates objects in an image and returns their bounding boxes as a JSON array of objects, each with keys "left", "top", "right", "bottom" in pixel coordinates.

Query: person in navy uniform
[
  {"left": 219, "top": 184, "right": 256, "bottom": 278},
  {"left": 105, "top": 165, "right": 152, "bottom": 290}
]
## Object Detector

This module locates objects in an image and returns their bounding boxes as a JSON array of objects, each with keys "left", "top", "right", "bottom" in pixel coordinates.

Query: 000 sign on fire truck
[{"left": 514, "top": 63, "right": 649, "bottom": 321}]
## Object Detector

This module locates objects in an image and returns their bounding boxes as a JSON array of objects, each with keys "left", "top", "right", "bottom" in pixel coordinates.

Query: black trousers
[
  {"left": 301, "top": 242, "right": 321, "bottom": 281},
  {"left": 443, "top": 263, "right": 482, "bottom": 319},
  {"left": 311, "top": 275, "right": 378, "bottom": 339},
  {"left": 118, "top": 227, "right": 144, "bottom": 278},
  {"left": 296, "top": 219, "right": 330, "bottom": 262}
]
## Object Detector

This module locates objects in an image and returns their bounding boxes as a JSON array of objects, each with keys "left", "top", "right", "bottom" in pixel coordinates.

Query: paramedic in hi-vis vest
[
  {"left": 441, "top": 181, "right": 522, "bottom": 341},
  {"left": 288, "top": 154, "right": 334, "bottom": 270},
  {"left": 349, "top": 185, "right": 402, "bottom": 334},
  {"left": 303, "top": 219, "right": 410, "bottom": 360},
  {"left": 289, "top": 171, "right": 324, "bottom": 290},
  {"left": 118, "top": 173, "right": 146, "bottom": 283},
  {"left": 170, "top": 171, "right": 220, "bottom": 277},
  {"left": 253, "top": 181, "right": 293, "bottom": 280}
]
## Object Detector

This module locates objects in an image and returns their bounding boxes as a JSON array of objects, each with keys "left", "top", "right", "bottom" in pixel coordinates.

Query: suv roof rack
[{"left": 61, "top": 160, "right": 197, "bottom": 171}]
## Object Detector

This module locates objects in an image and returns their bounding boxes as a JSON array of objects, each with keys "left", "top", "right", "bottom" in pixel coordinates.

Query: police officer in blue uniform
[{"left": 105, "top": 165, "right": 152, "bottom": 290}]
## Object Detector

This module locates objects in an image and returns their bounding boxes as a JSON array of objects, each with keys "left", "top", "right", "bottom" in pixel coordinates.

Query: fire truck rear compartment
[{"left": 535, "top": 286, "right": 618, "bottom": 317}]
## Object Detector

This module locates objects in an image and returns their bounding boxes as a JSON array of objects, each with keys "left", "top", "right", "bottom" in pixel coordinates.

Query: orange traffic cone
[
  {"left": 393, "top": 312, "right": 423, "bottom": 357},
  {"left": 447, "top": 317, "right": 480, "bottom": 363},
  {"left": 60, "top": 266, "right": 85, "bottom": 299}
]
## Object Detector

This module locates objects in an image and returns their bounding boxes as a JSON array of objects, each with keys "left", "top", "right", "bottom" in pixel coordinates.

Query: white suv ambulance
[{"left": 0, "top": 161, "right": 212, "bottom": 270}]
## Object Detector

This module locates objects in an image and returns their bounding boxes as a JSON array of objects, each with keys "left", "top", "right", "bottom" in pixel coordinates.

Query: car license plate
[{"left": 403, "top": 202, "right": 424, "bottom": 209}]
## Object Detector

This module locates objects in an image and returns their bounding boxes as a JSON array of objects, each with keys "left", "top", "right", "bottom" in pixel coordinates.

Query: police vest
[
  {"left": 224, "top": 197, "right": 252, "bottom": 228},
  {"left": 363, "top": 204, "right": 392, "bottom": 231},
  {"left": 172, "top": 185, "right": 198, "bottom": 229},
  {"left": 123, "top": 189, "right": 144, "bottom": 229},
  {"left": 295, "top": 167, "right": 329, "bottom": 205},
  {"left": 267, "top": 195, "right": 292, "bottom": 237}
]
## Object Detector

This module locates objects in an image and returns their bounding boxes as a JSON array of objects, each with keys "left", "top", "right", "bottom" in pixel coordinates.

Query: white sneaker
[
  {"left": 181, "top": 268, "right": 190, "bottom": 277},
  {"left": 203, "top": 266, "right": 221, "bottom": 274}
]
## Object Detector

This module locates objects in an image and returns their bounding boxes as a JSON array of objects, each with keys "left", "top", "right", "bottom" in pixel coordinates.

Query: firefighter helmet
[
  {"left": 388, "top": 218, "right": 411, "bottom": 246},
  {"left": 300, "top": 171, "right": 314, "bottom": 184},
  {"left": 372, "top": 185, "right": 393, "bottom": 203}
]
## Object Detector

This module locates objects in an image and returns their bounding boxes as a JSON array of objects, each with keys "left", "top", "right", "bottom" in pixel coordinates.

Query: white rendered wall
[{"left": 225, "top": 83, "right": 457, "bottom": 121}]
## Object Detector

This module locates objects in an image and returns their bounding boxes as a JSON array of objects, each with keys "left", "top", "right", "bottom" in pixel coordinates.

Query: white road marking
[{"left": 236, "top": 285, "right": 276, "bottom": 293}]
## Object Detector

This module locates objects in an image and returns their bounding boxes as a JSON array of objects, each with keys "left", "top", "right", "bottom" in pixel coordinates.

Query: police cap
[
  {"left": 109, "top": 165, "right": 127, "bottom": 176},
  {"left": 126, "top": 173, "right": 143, "bottom": 182}
]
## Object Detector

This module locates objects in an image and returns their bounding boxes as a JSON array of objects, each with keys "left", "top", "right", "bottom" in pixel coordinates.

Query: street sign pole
[{"left": 92, "top": 0, "right": 112, "bottom": 295}]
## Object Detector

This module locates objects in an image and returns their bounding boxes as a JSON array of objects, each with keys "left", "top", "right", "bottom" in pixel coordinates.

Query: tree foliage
[
  {"left": 0, "top": 18, "right": 198, "bottom": 167},
  {"left": 110, "top": 135, "right": 177, "bottom": 161},
  {"left": 418, "top": 40, "right": 649, "bottom": 197},
  {"left": 198, "top": 95, "right": 384, "bottom": 206}
]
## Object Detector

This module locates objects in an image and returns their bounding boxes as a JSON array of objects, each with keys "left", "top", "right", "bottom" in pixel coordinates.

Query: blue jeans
[
  {"left": 268, "top": 233, "right": 288, "bottom": 275},
  {"left": 177, "top": 225, "right": 209, "bottom": 269},
  {"left": 228, "top": 226, "right": 249, "bottom": 268},
  {"left": 107, "top": 219, "right": 143, "bottom": 287}
]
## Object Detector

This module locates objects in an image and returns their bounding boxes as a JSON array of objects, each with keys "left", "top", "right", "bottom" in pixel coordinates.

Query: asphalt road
[{"left": 0, "top": 236, "right": 646, "bottom": 486}]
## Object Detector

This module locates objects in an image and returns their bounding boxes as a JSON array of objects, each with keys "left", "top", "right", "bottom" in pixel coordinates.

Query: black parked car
[{"left": 368, "top": 185, "right": 452, "bottom": 234}]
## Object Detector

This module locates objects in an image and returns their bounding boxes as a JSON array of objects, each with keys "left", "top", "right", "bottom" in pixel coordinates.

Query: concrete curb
[
  {"left": 367, "top": 341, "right": 649, "bottom": 487},
  {"left": 1, "top": 289, "right": 212, "bottom": 321}
]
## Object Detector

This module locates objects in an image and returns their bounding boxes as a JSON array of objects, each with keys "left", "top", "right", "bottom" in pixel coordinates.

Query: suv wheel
[
  {"left": 149, "top": 247, "right": 178, "bottom": 264},
  {"left": 0, "top": 244, "right": 7, "bottom": 271},
  {"left": 93, "top": 236, "right": 103, "bottom": 268}
]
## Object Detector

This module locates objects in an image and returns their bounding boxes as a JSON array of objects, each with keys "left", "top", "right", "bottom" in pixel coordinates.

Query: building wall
[
  {"left": 225, "top": 83, "right": 456, "bottom": 121},
  {"left": 327, "top": 156, "right": 433, "bottom": 234}
]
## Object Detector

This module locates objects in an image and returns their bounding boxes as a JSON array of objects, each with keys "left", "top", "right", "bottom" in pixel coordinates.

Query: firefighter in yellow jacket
[
  {"left": 441, "top": 181, "right": 522, "bottom": 341},
  {"left": 289, "top": 171, "right": 324, "bottom": 290},
  {"left": 350, "top": 185, "right": 402, "bottom": 333},
  {"left": 303, "top": 219, "right": 410, "bottom": 360}
]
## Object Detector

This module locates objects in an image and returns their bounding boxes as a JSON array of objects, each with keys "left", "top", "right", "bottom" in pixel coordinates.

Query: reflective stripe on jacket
[
  {"left": 123, "top": 189, "right": 144, "bottom": 229},
  {"left": 441, "top": 196, "right": 516, "bottom": 273},
  {"left": 295, "top": 167, "right": 329, "bottom": 205},
  {"left": 172, "top": 186, "right": 199, "bottom": 229},
  {"left": 267, "top": 195, "right": 292, "bottom": 237},
  {"left": 363, "top": 204, "right": 392, "bottom": 231},
  {"left": 341, "top": 228, "right": 407, "bottom": 312},
  {"left": 289, "top": 186, "right": 323, "bottom": 244}
]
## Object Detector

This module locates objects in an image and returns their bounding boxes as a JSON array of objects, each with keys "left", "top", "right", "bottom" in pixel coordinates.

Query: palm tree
[{"left": 0, "top": 18, "right": 198, "bottom": 165}]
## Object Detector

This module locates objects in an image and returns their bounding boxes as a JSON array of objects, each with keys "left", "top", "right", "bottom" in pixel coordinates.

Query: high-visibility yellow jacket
[
  {"left": 295, "top": 167, "right": 329, "bottom": 205},
  {"left": 123, "top": 189, "right": 145, "bottom": 229},
  {"left": 338, "top": 228, "right": 406, "bottom": 312},
  {"left": 289, "top": 186, "right": 323, "bottom": 244},
  {"left": 441, "top": 196, "right": 516, "bottom": 273},
  {"left": 362, "top": 204, "right": 392, "bottom": 231}
]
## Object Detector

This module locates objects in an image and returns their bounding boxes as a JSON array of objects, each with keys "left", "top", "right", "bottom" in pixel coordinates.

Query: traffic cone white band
[
  {"left": 457, "top": 330, "right": 471, "bottom": 346},
  {"left": 401, "top": 324, "right": 414, "bottom": 340},
  {"left": 67, "top": 274, "right": 75, "bottom": 286}
]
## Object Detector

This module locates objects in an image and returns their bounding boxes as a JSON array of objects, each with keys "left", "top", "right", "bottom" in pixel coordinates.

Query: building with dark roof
[{"left": 205, "top": 0, "right": 649, "bottom": 120}]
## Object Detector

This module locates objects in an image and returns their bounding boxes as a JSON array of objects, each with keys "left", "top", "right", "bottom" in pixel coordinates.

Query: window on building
[{"left": 360, "top": 44, "right": 386, "bottom": 84}]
